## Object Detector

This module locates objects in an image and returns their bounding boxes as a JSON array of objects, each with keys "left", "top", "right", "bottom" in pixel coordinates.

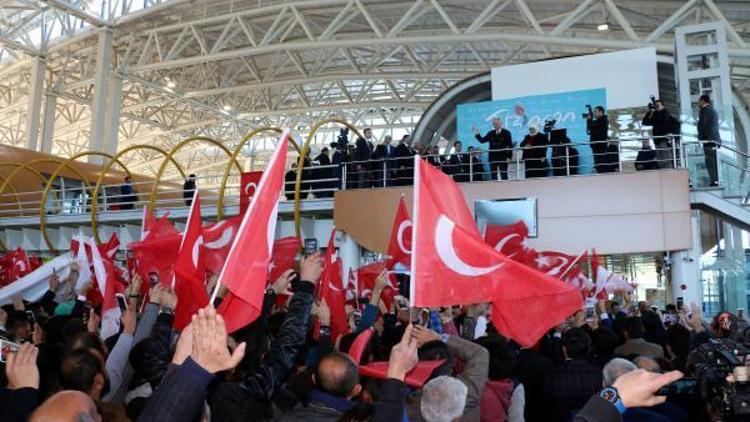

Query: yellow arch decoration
[
  {"left": 40, "top": 152, "right": 133, "bottom": 252},
  {"left": 90, "top": 145, "right": 187, "bottom": 244},
  {"left": 147, "top": 136, "right": 242, "bottom": 212},
  {"left": 0, "top": 163, "right": 49, "bottom": 213},
  {"left": 216, "top": 127, "right": 283, "bottom": 219},
  {"left": 293, "top": 118, "right": 363, "bottom": 238},
  {"left": 0, "top": 159, "right": 70, "bottom": 214}
]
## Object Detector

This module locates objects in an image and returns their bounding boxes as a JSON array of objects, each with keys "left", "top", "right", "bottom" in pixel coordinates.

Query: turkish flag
[
  {"left": 484, "top": 221, "right": 538, "bottom": 265},
  {"left": 356, "top": 260, "right": 397, "bottom": 310},
  {"left": 315, "top": 231, "right": 349, "bottom": 341},
  {"left": 218, "top": 132, "right": 289, "bottom": 333},
  {"left": 269, "top": 237, "right": 301, "bottom": 282},
  {"left": 5, "top": 248, "right": 31, "bottom": 283},
  {"left": 411, "top": 157, "right": 582, "bottom": 347},
  {"left": 240, "top": 171, "right": 263, "bottom": 214},
  {"left": 173, "top": 192, "right": 209, "bottom": 330},
  {"left": 128, "top": 233, "right": 180, "bottom": 286},
  {"left": 142, "top": 209, "right": 178, "bottom": 241},
  {"left": 98, "top": 233, "right": 120, "bottom": 260},
  {"left": 201, "top": 215, "right": 242, "bottom": 275},
  {"left": 386, "top": 197, "right": 412, "bottom": 268}
]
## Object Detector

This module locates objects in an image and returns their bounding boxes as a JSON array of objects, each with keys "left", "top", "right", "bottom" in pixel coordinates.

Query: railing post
[
  {"left": 670, "top": 135, "right": 677, "bottom": 168},
  {"left": 565, "top": 147, "right": 571, "bottom": 176},
  {"left": 469, "top": 155, "right": 474, "bottom": 182},
  {"left": 382, "top": 160, "right": 387, "bottom": 188},
  {"left": 617, "top": 141, "right": 623, "bottom": 172},
  {"left": 515, "top": 149, "right": 521, "bottom": 180},
  {"left": 342, "top": 163, "right": 347, "bottom": 190}
]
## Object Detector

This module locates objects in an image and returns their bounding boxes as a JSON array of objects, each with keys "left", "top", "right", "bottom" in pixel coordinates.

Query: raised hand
[
  {"left": 149, "top": 283, "right": 164, "bottom": 305},
  {"left": 412, "top": 324, "right": 440, "bottom": 347},
  {"left": 160, "top": 288, "right": 177, "bottom": 309},
  {"left": 271, "top": 269, "right": 295, "bottom": 295},
  {"left": 314, "top": 299, "right": 331, "bottom": 327},
  {"left": 388, "top": 324, "right": 419, "bottom": 381},
  {"left": 5, "top": 343, "right": 39, "bottom": 390},
  {"left": 613, "top": 369, "right": 684, "bottom": 408},
  {"left": 189, "top": 307, "right": 246, "bottom": 374},
  {"left": 172, "top": 322, "right": 193, "bottom": 366},
  {"left": 299, "top": 252, "right": 323, "bottom": 284}
]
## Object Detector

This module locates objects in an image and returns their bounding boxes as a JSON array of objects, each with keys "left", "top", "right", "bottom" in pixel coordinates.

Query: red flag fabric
[
  {"left": 28, "top": 254, "right": 43, "bottom": 272},
  {"left": 411, "top": 157, "right": 582, "bottom": 347},
  {"left": 218, "top": 132, "right": 289, "bottom": 333},
  {"left": 201, "top": 215, "right": 242, "bottom": 275},
  {"left": 7, "top": 248, "right": 31, "bottom": 283},
  {"left": 269, "top": 237, "right": 301, "bottom": 282},
  {"left": 240, "top": 171, "right": 263, "bottom": 214},
  {"left": 316, "top": 231, "right": 349, "bottom": 341},
  {"left": 348, "top": 328, "right": 445, "bottom": 388},
  {"left": 142, "top": 210, "right": 178, "bottom": 241},
  {"left": 98, "top": 233, "right": 120, "bottom": 260},
  {"left": 173, "top": 192, "right": 209, "bottom": 331},
  {"left": 386, "top": 197, "right": 412, "bottom": 268},
  {"left": 356, "top": 261, "right": 397, "bottom": 310},
  {"left": 128, "top": 233, "right": 180, "bottom": 286},
  {"left": 484, "top": 221, "right": 538, "bottom": 265}
]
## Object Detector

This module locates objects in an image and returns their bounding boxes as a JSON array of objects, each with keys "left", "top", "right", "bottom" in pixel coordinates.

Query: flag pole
[{"left": 560, "top": 249, "right": 588, "bottom": 280}]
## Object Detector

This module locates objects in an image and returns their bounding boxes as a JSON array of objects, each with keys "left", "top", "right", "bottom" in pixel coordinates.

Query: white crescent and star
[
  {"left": 244, "top": 182, "right": 258, "bottom": 196},
  {"left": 396, "top": 220, "right": 412, "bottom": 254},
  {"left": 494, "top": 233, "right": 520, "bottom": 257},
  {"left": 204, "top": 227, "right": 234, "bottom": 249},
  {"left": 435, "top": 214, "right": 502, "bottom": 277}
]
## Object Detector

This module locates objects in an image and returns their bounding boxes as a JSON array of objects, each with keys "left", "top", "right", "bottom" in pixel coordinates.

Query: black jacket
[
  {"left": 354, "top": 137, "right": 374, "bottom": 163},
  {"left": 520, "top": 133, "right": 548, "bottom": 161},
  {"left": 642, "top": 109, "right": 679, "bottom": 142},
  {"left": 635, "top": 149, "right": 658, "bottom": 171},
  {"left": 447, "top": 153, "right": 470, "bottom": 182},
  {"left": 208, "top": 282, "right": 316, "bottom": 421},
  {"left": 698, "top": 104, "right": 721, "bottom": 145},
  {"left": 475, "top": 129, "right": 513, "bottom": 161},
  {"left": 587, "top": 116, "right": 609, "bottom": 143},
  {"left": 137, "top": 282, "right": 315, "bottom": 422},
  {"left": 182, "top": 180, "right": 196, "bottom": 200}
]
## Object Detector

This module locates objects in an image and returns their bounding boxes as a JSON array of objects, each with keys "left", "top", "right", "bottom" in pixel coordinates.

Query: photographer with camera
[
  {"left": 586, "top": 105, "right": 616, "bottom": 173},
  {"left": 642, "top": 97, "right": 681, "bottom": 168}
]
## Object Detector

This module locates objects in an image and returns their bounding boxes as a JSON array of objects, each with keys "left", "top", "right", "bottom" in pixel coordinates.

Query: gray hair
[
  {"left": 421, "top": 376, "right": 468, "bottom": 422},
  {"left": 603, "top": 358, "right": 637, "bottom": 386}
]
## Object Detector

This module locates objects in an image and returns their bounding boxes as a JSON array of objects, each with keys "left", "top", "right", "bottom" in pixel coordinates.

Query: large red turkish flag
[
  {"left": 356, "top": 260, "right": 398, "bottom": 310},
  {"left": 201, "top": 215, "right": 242, "bottom": 275},
  {"left": 173, "top": 192, "right": 209, "bottom": 330},
  {"left": 411, "top": 157, "right": 582, "bottom": 347},
  {"left": 386, "top": 196, "right": 412, "bottom": 268},
  {"left": 128, "top": 233, "right": 180, "bottom": 286},
  {"left": 218, "top": 132, "right": 289, "bottom": 333},
  {"left": 240, "top": 171, "right": 263, "bottom": 214}
]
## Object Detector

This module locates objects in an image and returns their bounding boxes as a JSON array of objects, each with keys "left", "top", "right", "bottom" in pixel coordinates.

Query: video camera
[
  {"left": 543, "top": 119, "right": 556, "bottom": 133},
  {"left": 582, "top": 104, "right": 594, "bottom": 119},
  {"left": 648, "top": 95, "right": 658, "bottom": 110},
  {"left": 332, "top": 127, "right": 350, "bottom": 149},
  {"left": 690, "top": 338, "right": 750, "bottom": 420}
]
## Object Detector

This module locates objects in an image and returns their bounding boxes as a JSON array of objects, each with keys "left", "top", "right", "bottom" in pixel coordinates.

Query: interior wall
[{"left": 334, "top": 170, "right": 692, "bottom": 256}]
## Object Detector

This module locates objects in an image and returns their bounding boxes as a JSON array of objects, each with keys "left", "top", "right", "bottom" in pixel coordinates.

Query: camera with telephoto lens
[
  {"left": 337, "top": 127, "right": 350, "bottom": 147},
  {"left": 690, "top": 338, "right": 750, "bottom": 420},
  {"left": 543, "top": 119, "right": 556, "bottom": 133},
  {"left": 582, "top": 104, "right": 594, "bottom": 119},
  {"left": 648, "top": 95, "right": 657, "bottom": 110}
]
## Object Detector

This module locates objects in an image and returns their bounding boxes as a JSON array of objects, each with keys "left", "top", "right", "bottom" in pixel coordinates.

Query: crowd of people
[
  {"left": 1, "top": 247, "right": 747, "bottom": 422},
  {"left": 282, "top": 95, "right": 722, "bottom": 198}
]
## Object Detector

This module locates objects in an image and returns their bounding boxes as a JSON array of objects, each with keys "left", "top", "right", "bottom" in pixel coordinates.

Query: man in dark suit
[
  {"left": 467, "top": 146, "right": 484, "bottom": 182},
  {"left": 313, "top": 147, "right": 332, "bottom": 197},
  {"left": 373, "top": 135, "right": 397, "bottom": 187},
  {"left": 426, "top": 145, "right": 443, "bottom": 168},
  {"left": 353, "top": 128, "right": 374, "bottom": 188},
  {"left": 520, "top": 126, "right": 548, "bottom": 178},
  {"left": 473, "top": 118, "right": 513, "bottom": 180},
  {"left": 587, "top": 106, "right": 611, "bottom": 173},
  {"left": 447, "top": 141, "right": 470, "bottom": 183},
  {"left": 394, "top": 134, "right": 415, "bottom": 186},
  {"left": 545, "top": 328, "right": 603, "bottom": 420},
  {"left": 698, "top": 94, "right": 721, "bottom": 186},
  {"left": 120, "top": 176, "right": 138, "bottom": 209}
]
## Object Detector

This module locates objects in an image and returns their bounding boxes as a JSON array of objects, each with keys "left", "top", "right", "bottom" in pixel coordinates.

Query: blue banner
[{"left": 456, "top": 88, "right": 607, "bottom": 175}]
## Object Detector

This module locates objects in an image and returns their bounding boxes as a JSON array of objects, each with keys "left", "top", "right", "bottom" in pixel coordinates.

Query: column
[
  {"left": 24, "top": 57, "right": 45, "bottom": 151},
  {"left": 670, "top": 211, "right": 702, "bottom": 307},
  {"left": 338, "top": 232, "right": 361, "bottom": 290},
  {"left": 104, "top": 73, "right": 123, "bottom": 156},
  {"left": 721, "top": 224, "right": 747, "bottom": 313},
  {"left": 40, "top": 92, "right": 57, "bottom": 154},
  {"left": 89, "top": 29, "right": 113, "bottom": 164}
]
